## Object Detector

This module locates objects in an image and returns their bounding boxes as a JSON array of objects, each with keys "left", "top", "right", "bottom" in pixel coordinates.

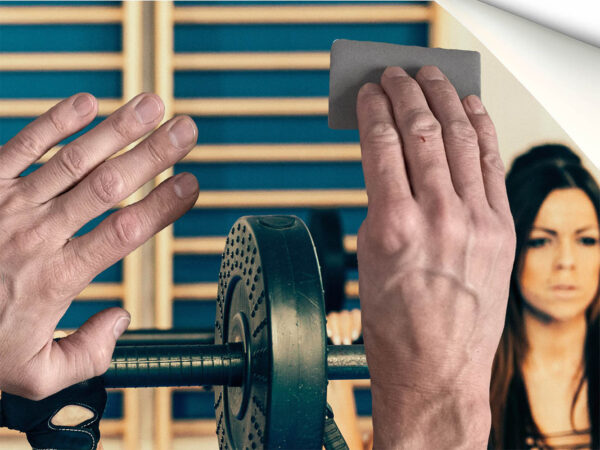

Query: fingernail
[
  {"left": 113, "top": 316, "right": 130, "bottom": 339},
  {"left": 342, "top": 337, "right": 351, "bottom": 345},
  {"left": 73, "top": 95, "right": 93, "bottom": 116},
  {"left": 420, "top": 66, "right": 444, "bottom": 80},
  {"left": 326, "top": 328, "right": 332, "bottom": 338},
  {"left": 351, "top": 330, "right": 360, "bottom": 342},
  {"left": 135, "top": 95, "right": 162, "bottom": 124},
  {"left": 169, "top": 117, "right": 197, "bottom": 149},
  {"left": 333, "top": 336, "right": 341, "bottom": 345},
  {"left": 174, "top": 173, "right": 198, "bottom": 199},
  {"left": 466, "top": 95, "right": 485, "bottom": 114},
  {"left": 383, "top": 66, "right": 408, "bottom": 78}
]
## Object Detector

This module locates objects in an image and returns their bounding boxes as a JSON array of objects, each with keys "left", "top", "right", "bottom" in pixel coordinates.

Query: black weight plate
[
  {"left": 215, "top": 216, "right": 327, "bottom": 449},
  {"left": 308, "top": 209, "right": 346, "bottom": 313}
]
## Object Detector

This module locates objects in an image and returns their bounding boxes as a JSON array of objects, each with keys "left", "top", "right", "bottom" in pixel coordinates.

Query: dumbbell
[{"left": 100, "top": 215, "right": 369, "bottom": 449}]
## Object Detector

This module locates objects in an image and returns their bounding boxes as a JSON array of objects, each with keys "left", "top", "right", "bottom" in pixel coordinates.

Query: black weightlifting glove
[{"left": 0, "top": 377, "right": 106, "bottom": 450}]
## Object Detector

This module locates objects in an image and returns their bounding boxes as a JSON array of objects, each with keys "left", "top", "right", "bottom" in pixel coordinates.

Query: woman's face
[{"left": 519, "top": 188, "right": 600, "bottom": 322}]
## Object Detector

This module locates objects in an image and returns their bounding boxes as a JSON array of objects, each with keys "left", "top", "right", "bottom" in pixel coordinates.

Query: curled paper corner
[
  {"left": 478, "top": 0, "right": 600, "bottom": 48},
  {"left": 436, "top": 0, "right": 600, "bottom": 169}
]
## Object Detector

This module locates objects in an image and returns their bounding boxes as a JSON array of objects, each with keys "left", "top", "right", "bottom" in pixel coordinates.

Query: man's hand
[
  {"left": 0, "top": 93, "right": 199, "bottom": 400},
  {"left": 356, "top": 66, "right": 515, "bottom": 448},
  {"left": 326, "top": 309, "right": 362, "bottom": 345}
]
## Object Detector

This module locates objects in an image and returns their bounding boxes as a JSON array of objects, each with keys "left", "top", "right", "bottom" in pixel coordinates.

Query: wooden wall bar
[
  {"left": 174, "top": 97, "right": 327, "bottom": 116},
  {"left": 174, "top": 51, "right": 330, "bottom": 71},
  {"left": 38, "top": 143, "right": 362, "bottom": 164},
  {"left": 153, "top": 3, "right": 176, "bottom": 449},
  {"left": 0, "top": 99, "right": 122, "bottom": 117},
  {"left": 0, "top": 53, "right": 123, "bottom": 71},
  {"left": 121, "top": 3, "right": 144, "bottom": 448},
  {"left": 0, "top": 6, "right": 122, "bottom": 24},
  {"left": 193, "top": 189, "right": 368, "bottom": 208},
  {"left": 173, "top": 4, "right": 431, "bottom": 24}
]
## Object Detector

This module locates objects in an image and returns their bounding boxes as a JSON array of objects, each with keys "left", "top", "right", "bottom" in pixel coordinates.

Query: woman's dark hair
[{"left": 490, "top": 144, "right": 599, "bottom": 449}]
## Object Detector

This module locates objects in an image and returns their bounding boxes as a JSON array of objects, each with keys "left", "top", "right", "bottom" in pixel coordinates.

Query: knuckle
[
  {"left": 365, "top": 205, "right": 421, "bottom": 253},
  {"left": 362, "top": 121, "right": 399, "bottom": 148},
  {"left": 109, "top": 113, "right": 136, "bottom": 142},
  {"left": 14, "top": 130, "right": 42, "bottom": 160},
  {"left": 47, "top": 108, "right": 68, "bottom": 134},
  {"left": 110, "top": 211, "right": 142, "bottom": 248},
  {"left": 393, "top": 211, "right": 422, "bottom": 242},
  {"left": 439, "top": 216, "right": 467, "bottom": 244},
  {"left": 16, "top": 179, "right": 44, "bottom": 206},
  {"left": 12, "top": 224, "right": 47, "bottom": 253},
  {"left": 58, "top": 143, "right": 86, "bottom": 179},
  {"left": 91, "top": 347, "right": 112, "bottom": 376},
  {"left": 475, "top": 121, "right": 497, "bottom": 140},
  {"left": 481, "top": 151, "right": 506, "bottom": 174},
  {"left": 77, "top": 329, "right": 112, "bottom": 376},
  {"left": 444, "top": 120, "right": 478, "bottom": 146},
  {"left": 426, "top": 80, "right": 456, "bottom": 98},
  {"left": 365, "top": 231, "right": 398, "bottom": 256},
  {"left": 363, "top": 95, "right": 391, "bottom": 117},
  {"left": 431, "top": 198, "right": 467, "bottom": 236},
  {"left": 90, "top": 164, "right": 123, "bottom": 205},
  {"left": 145, "top": 136, "right": 167, "bottom": 165},
  {"left": 384, "top": 74, "right": 420, "bottom": 94},
  {"left": 404, "top": 110, "right": 441, "bottom": 138}
]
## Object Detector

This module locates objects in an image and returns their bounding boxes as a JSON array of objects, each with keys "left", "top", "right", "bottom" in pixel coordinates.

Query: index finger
[
  {"left": 0, "top": 94, "right": 97, "bottom": 179},
  {"left": 356, "top": 82, "right": 412, "bottom": 207}
]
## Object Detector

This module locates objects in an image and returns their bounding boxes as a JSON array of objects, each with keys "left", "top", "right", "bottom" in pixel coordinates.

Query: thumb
[{"left": 50, "top": 307, "right": 129, "bottom": 394}]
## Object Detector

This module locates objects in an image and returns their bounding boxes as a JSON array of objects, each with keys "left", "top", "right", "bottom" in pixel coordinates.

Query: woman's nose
[{"left": 555, "top": 239, "right": 575, "bottom": 270}]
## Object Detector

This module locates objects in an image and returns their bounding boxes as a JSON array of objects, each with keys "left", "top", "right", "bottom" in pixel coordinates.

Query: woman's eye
[
  {"left": 526, "top": 238, "right": 550, "bottom": 248},
  {"left": 579, "top": 237, "right": 599, "bottom": 246}
]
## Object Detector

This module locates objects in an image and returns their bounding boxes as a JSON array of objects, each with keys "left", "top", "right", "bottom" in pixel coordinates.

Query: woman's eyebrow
[
  {"left": 531, "top": 227, "right": 556, "bottom": 235},
  {"left": 576, "top": 225, "right": 600, "bottom": 233},
  {"left": 531, "top": 226, "right": 599, "bottom": 234}
]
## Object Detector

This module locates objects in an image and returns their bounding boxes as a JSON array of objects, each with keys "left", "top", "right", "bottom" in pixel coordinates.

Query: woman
[
  {"left": 328, "top": 144, "right": 599, "bottom": 450},
  {"left": 491, "top": 144, "right": 599, "bottom": 449}
]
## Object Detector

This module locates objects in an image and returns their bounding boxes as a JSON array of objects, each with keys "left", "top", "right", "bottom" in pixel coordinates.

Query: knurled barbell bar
[
  {"left": 117, "top": 328, "right": 215, "bottom": 346},
  {"left": 100, "top": 215, "right": 369, "bottom": 449}
]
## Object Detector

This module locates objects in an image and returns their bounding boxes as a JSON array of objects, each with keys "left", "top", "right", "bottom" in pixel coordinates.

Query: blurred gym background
[{"left": 0, "top": 1, "right": 587, "bottom": 449}]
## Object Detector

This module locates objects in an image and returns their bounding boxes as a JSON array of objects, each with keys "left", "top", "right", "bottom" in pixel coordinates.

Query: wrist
[{"left": 370, "top": 383, "right": 491, "bottom": 449}]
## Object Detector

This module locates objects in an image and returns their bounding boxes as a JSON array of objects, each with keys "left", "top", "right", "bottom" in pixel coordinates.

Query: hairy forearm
[{"left": 371, "top": 385, "right": 491, "bottom": 449}]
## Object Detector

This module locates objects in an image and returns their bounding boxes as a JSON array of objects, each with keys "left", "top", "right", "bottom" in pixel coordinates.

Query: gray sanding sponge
[{"left": 328, "top": 39, "right": 481, "bottom": 129}]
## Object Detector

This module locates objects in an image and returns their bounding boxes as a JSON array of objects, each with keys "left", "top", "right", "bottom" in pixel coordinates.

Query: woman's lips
[{"left": 551, "top": 285, "right": 578, "bottom": 297}]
